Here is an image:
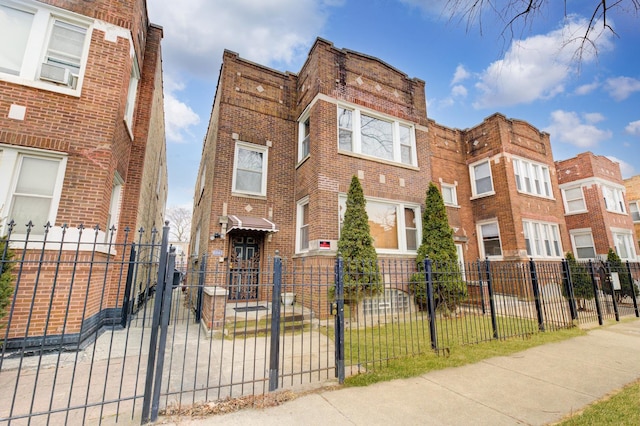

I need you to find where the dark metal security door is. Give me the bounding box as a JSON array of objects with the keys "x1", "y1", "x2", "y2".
[{"x1": 228, "y1": 235, "x2": 260, "y2": 300}]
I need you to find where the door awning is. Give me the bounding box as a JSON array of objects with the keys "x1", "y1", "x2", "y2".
[{"x1": 227, "y1": 215, "x2": 278, "y2": 233}]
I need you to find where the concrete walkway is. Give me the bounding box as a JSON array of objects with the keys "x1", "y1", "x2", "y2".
[{"x1": 159, "y1": 319, "x2": 640, "y2": 426}]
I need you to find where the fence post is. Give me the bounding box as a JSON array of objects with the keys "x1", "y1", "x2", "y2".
[
  {"x1": 588, "y1": 261, "x2": 603, "y2": 326},
  {"x1": 484, "y1": 259, "x2": 499, "y2": 339},
  {"x1": 604, "y1": 261, "x2": 620, "y2": 321},
  {"x1": 268, "y1": 252, "x2": 283, "y2": 392},
  {"x1": 150, "y1": 246, "x2": 176, "y2": 421},
  {"x1": 529, "y1": 259, "x2": 545, "y2": 331},
  {"x1": 121, "y1": 243, "x2": 137, "y2": 327},
  {"x1": 334, "y1": 255, "x2": 345, "y2": 383},
  {"x1": 476, "y1": 260, "x2": 486, "y2": 314},
  {"x1": 195, "y1": 255, "x2": 207, "y2": 323},
  {"x1": 625, "y1": 261, "x2": 639, "y2": 317},
  {"x1": 423, "y1": 258, "x2": 438, "y2": 351},
  {"x1": 142, "y1": 222, "x2": 170, "y2": 424},
  {"x1": 561, "y1": 259, "x2": 578, "y2": 321}
]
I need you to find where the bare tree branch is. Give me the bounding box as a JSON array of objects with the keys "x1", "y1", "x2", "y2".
[{"x1": 165, "y1": 206, "x2": 192, "y2": 242}]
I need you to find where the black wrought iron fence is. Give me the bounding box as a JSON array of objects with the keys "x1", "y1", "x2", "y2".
[{"x1": 1, "y1": 220, "x2": 639, "y2": 425}]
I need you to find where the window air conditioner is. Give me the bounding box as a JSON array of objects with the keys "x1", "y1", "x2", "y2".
[{"x1": 39, "y1": 63, "x2": 74, "y2": 87}]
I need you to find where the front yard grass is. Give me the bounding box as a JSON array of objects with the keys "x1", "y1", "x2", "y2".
[{"x1": 554, "y1": 379, "x2": 640, "y2": 426}]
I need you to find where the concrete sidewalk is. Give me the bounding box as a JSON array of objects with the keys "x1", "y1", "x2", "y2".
[{"x1": 159, "y1": 319, "x2": 640, "y2": 426}]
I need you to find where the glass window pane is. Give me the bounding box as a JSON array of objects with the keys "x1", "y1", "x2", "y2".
[
  {"x1": 339, "y1": 129, "x2": 352, "y2": 151},
  {"x1": 399, "y1": 125, "x2": 412, "y2": 164},
  {"x1": 630, "y1": 203, "x2": 640, "y2": 221},
  {"x1": 361, "y1": 114, "x2": 393, "y2": 161},
  {"x1": 9, "y1": 195, "x2": 51, "y2": 234},
  {"x1": 367, "y1": 201, "x2": 398, "y2": 249},
  {"x1": 235, "y1": 170, "x2": 261, "y2": 192},
  {"x1": 16, "y1": 157, "x2": 58, "y2": 195},
  {"x1": 576, "y1": 247, "x2": 596, "y2": 259},
  {"x1": 474, "y1": 162, "x2": 493, "y2": 194},
  {"x1": 237, "y1": 148, "x2": 263, "y2": 171},
  {"x1": 0, "y1": 5, "x2": 33, "y2": 75},
  {"x1": 46, "y1": 20, "x2": 86, "y2": 72}
]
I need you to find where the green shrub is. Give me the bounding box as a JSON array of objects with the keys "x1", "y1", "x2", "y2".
[
  {"x1": 337, "y1": 176, "x2": 382, "y2": 300},
  {"x1": 606, "y1": 248, "x2": 639, "y2": 301},
  {"x1": 410, "y1": 183, "x2": 467, "y2": 314},
  {"x1": 562, "y1": 252, "x2": 594, "y2": 311},
  {"x1": 0, "y1": 236, "x2": 15, "y2": 322}
]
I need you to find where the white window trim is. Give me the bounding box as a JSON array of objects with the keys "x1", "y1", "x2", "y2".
[
  {"x1": 336, "y1": 103, "x2": 417, "y2": 167},
  {"x1": 522, "y1": 219, "x2": 563, "y2": 259},
  {"x1": 469, "y1": 159, "x2": 495, "y2": 199},
  {"x1": 441, "y1": 182, "x2": 458, "y2": 207},
  {"x1": 0, "y1": 0, "x2": 93, "y2": 96},
  {"x1": 477, "y1": 220, "x2": 502, "y2": 260},
  {"x1": 0, "y1": 143, "x2": 67, "y2": 235},
  {"x1": 105, "y1": 172, "x2": 124, "y2": 241},
  {"x1": 602, "y1": 184, "x2": 626, "y2": 214},
  {"x1": 569, "y1": 229, "x2": 597, "y2": 260},
  {"x1": 231, "y1": 141, "x2": 268, "y2": 197},
  {"x1": 561, "y1": 185, "x2": 587, "y2": 215},
  {"x1": 295, "y1": 196, "x2": 310, "y2": 253},
  {"x1": 629, "y1": 200, "x2": 640, "y2": 222},
  {"x1": 611, "y1": 228, "x2": 637, "y2": 261},
  {"x1": 297, "y1": 113, "x2": 310, "y2": 163},
  {"x1": 124, "y1": 53, "x2": 140, "y2": 132},
  {"x1": 512, "y1": 156, "x2": 553, "y2": 199},
  {"x1": 338, "y1": 194, "x2": 421, "y2": 254}
]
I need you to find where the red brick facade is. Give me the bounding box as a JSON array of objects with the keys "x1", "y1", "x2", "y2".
[
  {"x1": 557, "y1": 152, "x2": 637, "y2": 260},
  {"x1": 0, "y1": 0, "x2": 166, "y2": 342},
  {"x1": 624, "y1": 175, "x2": 640, "y2": 250}
]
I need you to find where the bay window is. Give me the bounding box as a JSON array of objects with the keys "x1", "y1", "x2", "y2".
[
  {"x1": 337, "y1": 105, "x2": 416, "y2": 166},
  {"x1": 523, "y1": 220, "x2": 562, "y2": 258},
  {"x1": 513, "y1": 157, "x2": 552, "y2": 198}
]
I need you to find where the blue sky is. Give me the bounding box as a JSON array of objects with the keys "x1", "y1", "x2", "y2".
[{"x1": 147, "y1": 0, "x2": 640, "y2": 208}]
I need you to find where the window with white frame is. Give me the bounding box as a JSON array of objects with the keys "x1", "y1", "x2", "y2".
[
  {"x1": 296, "y1": 197, "x2": 309, "y2": 252},
  {"x1": 470, "y1": 160, "x2": 494, "y2": 197},
  {"x1": 478, "y1": 221, "x2": 502, "y2": 258},
  {"x1": 441, "y1": 183, "x2": 458, "y2": 206},
  {"x1": 339, "y1": 196, "x2": 420, "y2": 253},
  {"x1": 105, "y1": 173, "x2": 123, "y2": 240},
  {"x1": 562, "y1": 186, "x2": 586, "y2": 214},
  {"x1": 337, "y1": 105, "x2": 416, "y2": 166},
  {"x1": 522, "y1": 220, "x2": 562, "y2": 258},
  {"x1": 124, "y1": 55, "x2": 140, "y2": 129},
  {"x1": 629, "y1": 201, "x2": 640, "y2": 222},
  {"x1": 513, "y1": 157, "x2": 552, "y2": 197},
  {"x1": 232, "y1": 141, "x2": 268, "y2": 196},
  {"x1": 613, "y1": 230, "x2": 636, "y2": 260},
  {"x1": 0, "y1": 144, "x2": 67, "y2": 234},
  {"x1": 0, "y1": 1, "x2": 91, "y2": 92},
  {"x1": 298, "y1": 116, "x2": 310, "y2": 162},
  {"x1": 602, "y1": 185, "x2": 626, "y2": 214},
  {"x1": 570, "y1": 230, "x2": 596, "y2": 259}
]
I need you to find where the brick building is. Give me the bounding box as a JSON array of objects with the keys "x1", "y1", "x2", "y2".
[
  {"x1": 556, "y1": 152, "x2": 637, "y2": 261},
  {"x1": 191, "y1": 38, "x2": 574, "y2": 308},
  {"x1": 0, "y1": 0, "x2": 167, "y2": 345},
  {"x1": 624, "y1": 174, "x2": 640, "y2": 250}
]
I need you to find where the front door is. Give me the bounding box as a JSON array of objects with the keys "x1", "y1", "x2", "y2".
[{"x1": 228, "y1": 235, "x2": 260, "y2": 300}]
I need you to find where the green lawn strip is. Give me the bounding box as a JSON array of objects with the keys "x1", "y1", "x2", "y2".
[
  {"x1": 344, "y1": 326, "x2": 584, "y2": 387},
  {"x1": 554, "y1": 379, "x2": 640, "y2": 426}
]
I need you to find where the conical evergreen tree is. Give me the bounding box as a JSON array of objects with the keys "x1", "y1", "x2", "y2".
[
  {"x1": 411, "y1": 182, "x2": 467, "y2": 313},
  {"x1": 337, "y1": 176, "x2": 381, "y2": 299},
  {"x1": 562, "y1": 252, "x2": 593, "y2": 311}
]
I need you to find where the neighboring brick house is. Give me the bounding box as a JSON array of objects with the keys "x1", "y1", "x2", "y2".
[
  {"x1": 623, "y1": 174, "x2": 640, "y2": 250},
  {"x1": 191, "y1": 38, "x2": 571, "y2": 310},
  {"x1": 556, "y1": 152, "x2": 637, "y2": 261},
  {"x1": 0, "y1": 0, "x2": 167, "y2": 346}
]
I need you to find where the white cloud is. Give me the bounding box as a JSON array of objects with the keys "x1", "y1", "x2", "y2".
[
  {"x1": 543, "y1": 110, "x2": 612, "y2": 148},
  {"x1": 163, "y1": 75, "x2": 200, "y2": 143},
  {"x1": 626, "y1": 120, "x2": 640, "y2": 136},
  {"x1": 473, "y1": 16, "x2": 614, "y2": 109},
  {"x1": 451, "y1": 65, "x2": 470, "y2": 85},
  {"x1": 575, "y1": 81, "x2": 599, "y2": 95},
  {"x1": 148, "y1": 0, "x2": 338, "y2": 79},
  {"x1": 583, "y1": 112, "x2": 605, "y2": 124},
  {"x1": 604, "y1": 76, "x2": 640, "y2": 101},
  {"x1": 606, "y1": 156, "x2": 635, "y2": 178},
  {"x1": 451, "y1": 84, "x2": 468, "y2": 98}
]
